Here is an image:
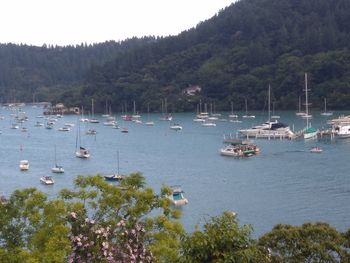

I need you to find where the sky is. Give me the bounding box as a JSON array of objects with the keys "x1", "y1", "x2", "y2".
[{"x1": 0, "y1": 0, "x2": 235, "y2": 47}]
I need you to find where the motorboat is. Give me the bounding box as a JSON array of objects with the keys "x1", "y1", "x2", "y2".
[
  {"x1": 40, "y1": 176, "x2": 54, "y2": 185},
  {"x1": 310, "y1": 147, "x2": 323, "y2": 153},
  {"x1": 86, "y1": 129, "x2": 97, "y2": 135},
  {"x1": 58, "y1": 127, "x2": 70, "y2": 132},
  {"x1": 239, "y1": 120, "x2": 294, "y2": 139},
  {"x1": 170, "y1": 124, "x2": 182, "y2": 131},
  {"x1": 220, "y1": 140, "x2": 260, "y2": 158},
  {"x1": 239, "y1": 86, "x2": 294, "y2": 139},
  {"x1": 332, "y1": 124, "x2": 350, "y2": 138},
  {"x1": 201, "y1": 121, "x2": 216, "y2": 127},
  {"x1": 167, "y1": 186, "x2": 188, "y2": 206},
  {"x1": 145, "y1": 121, "x2": 155, "y2": 126},
  {"x1": 121, "y1": 127, "x2": 129, "y2": 133},
  {"x1": 19, "y1": 160, "x2": 29, "y2": 171},
  {"x1": 193, "y1": 118, "x2": 206, "y2": 122}
]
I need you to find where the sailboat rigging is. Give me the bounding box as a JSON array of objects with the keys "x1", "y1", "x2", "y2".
[
  {"x1": 145, "y1": 103, "x2": 154, "y2": 126},
  {"x1": 320, "y1": 98, "x2": 333, "y2": 116},
  {"x1": 104, "y1": 150, "x2": 124, "y2": 181},
  {"x1": 51, "y1": 144, "x2": 64, "y2": 173},
  {"x1": 303, "y1": 73, "x2": 318, "y2": 139},
  {"x1": 89, "y1": 99, "x2": 99, "y2": 123},
  {"x1": 75, "y1": 119, "x2": 90, "y2": 158},
  {"x1": 242, "y1": 98, "x2": 255, "y2": 118}
]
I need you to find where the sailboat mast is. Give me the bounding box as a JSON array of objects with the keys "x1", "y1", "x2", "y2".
[
  {"x1": 91, "y1": 99, "x2": 94, "y2": 118},
  {"x1": 117, "y1": 150, "x2": 120, "y2": 175},
  {"x1": 305, "y1": 72, "x2": 309, "y2": 128},
  {"x1": 268, "y1": 84, "x2": 271, "y2": 121},
  {"x1": 54, "y1": 144, "x2": 57, "y2": 166}
]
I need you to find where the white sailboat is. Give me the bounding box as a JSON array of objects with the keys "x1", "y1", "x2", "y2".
[
  {"x1": 303, "y1": 73, "x2": 318, "y2": 139},
  {"x1": 160, "y1": 98, "x2": 172, "y2": 121},
  {"x1": 239, "y1": 84, "x2": 294, "y2": 139},
  {"x1": 89, "y1": 99, "x2": 99, "y2": 123},
  {"x1": 242, "y1": 98, "x2": 255, "y2": 118},
  {"x1": 145, "y1": 103, "x2": 154, "y2": 126},
  {"x1": 51, "y1": 145, "x2": 64, "y2": 173},
  {"x1": 271, "y1": 101, "x2": 280, "y2": 119},
  {"x1": 104, "y1": 150, "x2": 124, "y2": 181},
  {"x1": 132, "y1": 100, "x2": 141, "y2": 119},
  {"x1": 296, "y1": 96, "x2": 306, "y2": 116},
  {"x1": 75, "y1": 121, "x2": 90, "y2": 158},
  {"x1": 228, "y1": 101, "x2": 238, "y2": 118},
  {"x1": 320, "y1": 98, "x2": 333, "y2": 116}
]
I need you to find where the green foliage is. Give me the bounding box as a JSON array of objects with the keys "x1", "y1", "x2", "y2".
[
  {"x1": 0, "y1": 175, "x2": 350, "y2": 262},
  {"x1": 179, "y1": 212, "x2": 268, "y2": 263},
  {"x1": 0, "y1": 188, "x2": 70, "y2": 262},
  {"x1": 258, "y1": 222, "x2": 350, "y2": 262},
  {"x1": 59, "y1": 173, "x2": 184, "y2": 262}
]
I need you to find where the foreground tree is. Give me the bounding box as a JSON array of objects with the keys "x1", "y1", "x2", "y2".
[
  {"x1": 60, "y1": 173, "x2": 184, "y2": 262},
  {"x1": 0, "y1": 173, "x2": 184, "y2": 262},
  {"x1": 0, "y1": 188, "x2": 70, "y2": 262},
  {"x1": 258, "y1": 222, "x2": 350, "y2": 262},
  {"x1": 1, "y1": 174, "x2": 350, "y2": 262},
  {"x1": 179, "y1": 211, "x2": 268, "y2": 263}
]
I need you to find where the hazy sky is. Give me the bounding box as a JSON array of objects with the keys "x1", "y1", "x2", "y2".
[{"x1": 0, "y1": 0, "x2": 235, "y2": 46}]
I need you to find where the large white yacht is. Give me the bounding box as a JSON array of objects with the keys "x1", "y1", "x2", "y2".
[
  {"x1": 239, "y1": 120, "x2": 294, "y2": 139},
  {"x1": 239, "y1": 85, "x2": 294, "y2": 139}
]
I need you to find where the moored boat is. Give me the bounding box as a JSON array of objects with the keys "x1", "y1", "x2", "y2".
[
  {"x1": 170, "y1": 123, "x2": 182, "y2": 131},
  {"x1": 40, "y1": 176, "x2": 54, "y2": 185},
  {"x1": 310, "y1": 147, "x2": 323, "y2": 153},
  {"x1": 76, "y1": 146, "x2": 90, "y2": 158},
  {"x1": 167, "y1": 186, "x2": 188, "y2": 206},
  {"x1": 19, "y1": 160, "x2": 29, "y2": 171},
  {"x1": 220, "y1": 140, "x2": 260, "y2": 158}
]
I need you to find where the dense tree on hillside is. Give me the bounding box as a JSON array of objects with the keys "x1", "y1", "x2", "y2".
[{"x1": 80, "y1": 0, "x2": 350, "y2": 113}]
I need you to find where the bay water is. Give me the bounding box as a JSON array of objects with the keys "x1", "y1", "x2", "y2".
[{"x1": 0, "y1": 106, "x2": 349, "y2": 237}]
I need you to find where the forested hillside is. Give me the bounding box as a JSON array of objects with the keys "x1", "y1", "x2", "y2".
[
  {"x1": 0, "y1": 38, "x2": 156, "y2": 104},
  {"x1": 2, "y1": 0, "x2": 350, "y2": 113}
]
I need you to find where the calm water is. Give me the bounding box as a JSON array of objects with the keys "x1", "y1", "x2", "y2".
[{"x1": 0, "y1": 106, "x2": 349, "y2": 237}]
